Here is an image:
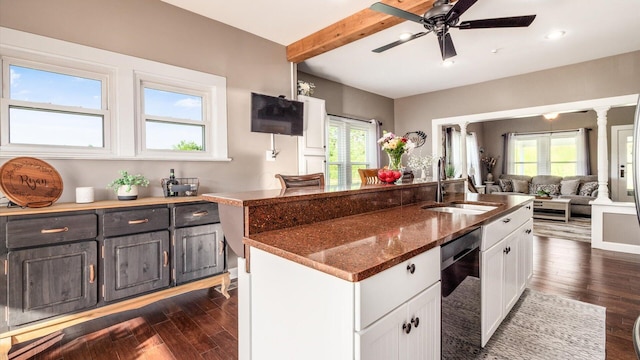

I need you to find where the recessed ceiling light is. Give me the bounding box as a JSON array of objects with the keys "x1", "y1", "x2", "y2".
[
  {"x1": 491, "y1": 48, "x2": 499, "y2": 54},
  {"x1": 543, "y1": 112, "x2": 559, "y2": 120},
  {"x1": 545, "y1": 30, "x2": 566, "y2": 40},
  {"x1": 442, "y1": 60, "x2": 455, "y2": 67},
  {"x1": 399, "y1": 32, "x2": 412, "y2": 41}
]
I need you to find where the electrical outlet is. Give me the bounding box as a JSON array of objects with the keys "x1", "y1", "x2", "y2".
[{"x1": 266, "y1": 150, "x2": 276, "y2": 161}]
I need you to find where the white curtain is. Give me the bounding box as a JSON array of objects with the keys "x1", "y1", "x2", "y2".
[
  {"x1": 467, "y1": 133, "x2": 481, "y2": 185},
  {"x1": 370, "y1": 119, "x2": 381, "y2": 168},
  {"x1": 576, "y1": 128, "x2": 590, "y2": 175},
  {"x1": 450, "y1": 129, "x2": 462, "y2": 177}
]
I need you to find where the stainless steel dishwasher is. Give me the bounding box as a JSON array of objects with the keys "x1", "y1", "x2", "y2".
[{"x1": 440, "y1": 228, "x2": 482, "y2": 354}]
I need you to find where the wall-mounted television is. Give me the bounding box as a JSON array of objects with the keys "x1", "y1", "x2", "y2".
[{"x1": 251, "y1": 92, "x2": 304, "y2": 136}]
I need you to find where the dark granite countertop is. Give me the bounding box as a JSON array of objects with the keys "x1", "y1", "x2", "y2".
[{"x1": 243, "y1": 193, "x2": 533, "y2": 282}]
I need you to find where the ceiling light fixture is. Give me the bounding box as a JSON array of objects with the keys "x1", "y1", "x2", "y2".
[
  {"x1": 543, "y1": 112, "x2": 559, "y2": 120},
  {"x1": 398, "y1": 32, "x2": 412, "y2": 41},
  {"x1": 491, "y1": 48, "x2": 499, "y2": 54},
  {"x1": 545, "y1": 30, "x2": 566, "y2": 40},
  {"x1": 442, "y1": 60, "x2": 455, "y2": 67}
]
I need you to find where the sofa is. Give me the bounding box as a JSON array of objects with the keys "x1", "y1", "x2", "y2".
[{"x1": 487, "y1": 174, "x2": 600, "y2": 216}]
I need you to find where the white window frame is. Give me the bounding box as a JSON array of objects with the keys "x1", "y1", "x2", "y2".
[
  {"x1": 327, "y1": 115, "x2": 377, "y2": 186},
  {"x1": 509, "y1": 131, "x2": 580, "y2": 176},
  {"x1": 0, "y1": 27, "x2": 229, "y2": 161}
]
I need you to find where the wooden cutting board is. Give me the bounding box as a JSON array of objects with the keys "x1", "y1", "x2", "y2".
[{"x1": 0, "y1": 157, "x2": 63, "y2": 208}]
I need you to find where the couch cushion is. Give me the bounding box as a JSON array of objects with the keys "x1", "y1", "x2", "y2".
[
  {"x1": 560, "y1": 179, "x2": 580, "y2": 195},
  {"x1": 578, "y1": 181, "x2": 599, "y2": 196},
  {"x1": 499, "y1": 178, "x2": 513, "y2": 192},
  {"x1": 559, "y1": 194, "x2": 595, "y2": 205},
  {"x1": 535, "y1": 183, "x2": 561, "y2": 196},
  {"x1": 512, "y1": 179, "x2": 529, "y2": 193},
  {"x1": 532, "y1": 175, "x2": 562, "y2": 187}
]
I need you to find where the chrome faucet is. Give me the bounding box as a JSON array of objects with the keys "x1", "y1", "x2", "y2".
[{"x1": 436, "y1": 157, "x2": 445, "y2": 203}]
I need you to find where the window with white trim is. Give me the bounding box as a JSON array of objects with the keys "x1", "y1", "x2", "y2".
[
  {"x1": 0, "y1": 27, "x2": 228, "y2": 160},
  {"x1": 1, "y1": 57, "x2": 111, "y2": 153},
  {"x1": 509, "y1": 132, "x2": 581, "y2": 177},
  {"x1": 327, "y1": 116, "x2": 378, "y2": 186}
]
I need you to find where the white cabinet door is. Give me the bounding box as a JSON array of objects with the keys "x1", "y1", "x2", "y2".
[
  {"x1": 356, "y1": 304, "x2": 406, "y2": 360},
  {"x1": 298, "y1": 95, "x2": 326, "y2": 174},
  {"x1": 502, "y1": 232, "x2": 520, "y2": 314},
  {"x1": 481, "y1": 238, "x2": 505, "y2": 346},
  {"x1": 518, "y1": 219, "x2": 534, "y2": 292},
  {"x1": 406, "y1": 283, "x2": 441, "y2": 360}
]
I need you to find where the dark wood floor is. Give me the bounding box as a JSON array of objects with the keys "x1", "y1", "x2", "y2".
[{"x1": 9, "y1": 235, "x2": 640, "y2": 359}]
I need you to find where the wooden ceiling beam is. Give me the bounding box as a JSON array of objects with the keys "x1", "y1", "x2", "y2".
[{"x1": 286, "y1": 0, "x2": 436, "y2": 63}]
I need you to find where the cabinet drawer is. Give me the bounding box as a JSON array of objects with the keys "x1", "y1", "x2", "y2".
[
  {"x1": 174, "y1": 202, "x2": 220, "y2": 228},
  {"x1": 354, "y1": 246, "x2": 440, "y2": 331},
  {"x1": 102, "y1": 207, "x2": 169, "y2": 237},
  {"x1": 7, "y1": 214, "x2": 97, "y2": 249},
  {"x1": 481, "y1": 202, "x2": 533, "y2": 251}
]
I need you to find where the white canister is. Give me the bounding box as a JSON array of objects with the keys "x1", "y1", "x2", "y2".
[{"x1": 75, "y1": 187, "x2": 95, "y2": 203}]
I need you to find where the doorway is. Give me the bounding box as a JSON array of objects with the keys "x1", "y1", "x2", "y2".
[{"x1": 611, "y1": 125, "x2": 634, "y2": 202}]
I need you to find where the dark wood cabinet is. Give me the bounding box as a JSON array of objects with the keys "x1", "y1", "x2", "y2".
[
  {"x1": 103, "y1": 230, "x2": 171, "y2": 302},
  {"x1": 8, "y1": 241, "x2": 98, "y2": 326},
  {"x1": 174, "y1": 223, "x2": 224, "y2": 284}
]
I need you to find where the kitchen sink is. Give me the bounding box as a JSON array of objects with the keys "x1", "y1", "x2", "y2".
[{"x1": 422, "y1": 202, "x2": 500, "y2": 215}]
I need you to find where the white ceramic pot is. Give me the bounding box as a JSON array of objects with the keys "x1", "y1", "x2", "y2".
[{"x1": 117, "y1": 185, "x2": 138, "y2": 200}]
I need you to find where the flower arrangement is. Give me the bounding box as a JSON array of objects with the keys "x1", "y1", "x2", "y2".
[
  {"x1": 297, "y1": 80, "x2": 316, "y2": 96},
  {"x1": 407, "y1": 153, "x2": 435, "y2": 178},
  {"x1": 378, "y1": 131, "x2": 416, "y2": 170},
  {"x1": 107, "y1": 170, "x2": 150, "y2": 193},
  {"x1": 481, "y1": 156, "x2": 498, "y2": 173}
]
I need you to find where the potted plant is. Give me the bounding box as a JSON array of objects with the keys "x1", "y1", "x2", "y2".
[
  {"x1": 445, "y1": 164, "x2": 456, "y2": 179},
  {"x1": 107, "y1": 170, "x2": 149, "y2": 200}
]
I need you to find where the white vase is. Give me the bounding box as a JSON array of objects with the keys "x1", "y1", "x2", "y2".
[
  {"x1": 486, "y1": 173, "x2": 494, "y2": 182},
  {"x1": 117, "y1": 185, "x2": 138, "y2": 200}
]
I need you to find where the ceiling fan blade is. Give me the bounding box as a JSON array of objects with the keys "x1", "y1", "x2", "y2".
[
  {"x1": 438, "y1": 32, "x2": 457, "y2": 60},
  {"x1": 370, "y1": 2, "x2": 425, "y2": 24},
  {"x1": 372, "y1": 32, "x2": 430, "y2": 53},
  {"x1": 446, "y1": 0, "x2": 478, "y2": 24},
  {"x1": 458, "y1": 15, "x2": 536, "y2": 29}
]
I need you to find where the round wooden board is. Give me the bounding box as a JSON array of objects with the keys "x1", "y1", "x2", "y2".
[{"x1": 0, "y1": 157, "x2": 63, "y2": 208}]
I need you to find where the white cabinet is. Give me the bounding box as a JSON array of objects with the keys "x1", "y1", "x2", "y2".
[
  {"x1": 480, "y1": 212, "x2": 533, "y2": 346},
  {"x1": 249, "y1": 246, "x2": 441, "y2": 360},
  {"x1": 357, "y1": 283, "x2": 441, "y2": 360},
  {"x1": 297, "y1": 95, "x2": 326, "y2": 175}
]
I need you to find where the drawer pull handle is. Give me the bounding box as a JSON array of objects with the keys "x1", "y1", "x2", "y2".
[
  {"x1": 41, "y1": 227, "x2": 69, "y2": 234},
  {"x1": 402, "y1": 322, "x2": 412, "y2": 334},
  {"x1": 192, "y1": 210, "x2": 209, "y2": 217},
  {"x1": 411, "y1": 316, "x2": 420, "y2": 328},
  {"x1": 406, "y1": 263, "x2": 416, "y2": 274},
  {"x1": 503, "y1": 246, "x2": 511, "y2": 254},
  {"x1": 219, "y1": 240, "x2": 224, "y2": 256},
  {"x1": 525, "y1": 229, "x2": 532, "y2": 234},
  {"x1": 128, "y1": 219, "x2": 149, "y2": 225},
  {"x1": 163, "y1": 251, "x2": 169, "y2": 267},
  {"x1": 502, "y1": 218, "x2": 511, "y2": 224},
  {"x1": 89, "y1": 264, "x2": 95, "y2": 284},
  {"x1": 526, "y1": 205, "x2": 532, "y2": 210}
]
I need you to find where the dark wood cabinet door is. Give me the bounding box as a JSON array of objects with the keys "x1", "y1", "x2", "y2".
[
  {"x1": 8, "y1": 241, "x2": 98, "y2": 327},
  {"x1": 103, "y1": 231, "x2": 170, "y2": 302},
  {"x1": 174, "y1": 224, "x2": 225, "y2": 284}
]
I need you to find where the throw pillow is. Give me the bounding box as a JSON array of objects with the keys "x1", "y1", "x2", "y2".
[
  {"x1": 535, "y1": 183, "x2": 560, "y2": 196},
  {"x1": 578, "y1": 181, "x2": 599, "y2": 196},
  {"x1": 499, "y1": 179, "x2": 513, "y2": 192},
  {"x1": 512, "y1": 179, "x2": 529, "y2": 193},
  {"x1": 560, "y1": 179, "x2": 580, "y2": 195}
]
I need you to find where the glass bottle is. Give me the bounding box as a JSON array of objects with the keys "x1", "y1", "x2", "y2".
[{"x1": 167, "y1": 168, "x2": 179, "y2": 196}]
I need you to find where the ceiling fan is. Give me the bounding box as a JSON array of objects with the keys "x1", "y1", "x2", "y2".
[{"x1": 369, "y1": 0, "x2": 536, "y2": 60}]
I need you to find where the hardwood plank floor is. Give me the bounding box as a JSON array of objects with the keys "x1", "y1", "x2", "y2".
[{"x1": 10, "y1": 235, "x2": 640, "y2": 359}]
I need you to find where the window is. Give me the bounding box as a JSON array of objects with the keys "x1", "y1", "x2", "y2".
[
  {"x1": 138, "y1": 79, "x2": 209, "y2": 154},
  {"x1": 446, "y1": 129, "x2": 481, "y2": 184},
  {"x1": 508, "y1": 130, "x2": 588, "y2": 177},
  {"x1": 2, "y1": 58, "x2": 110, "y2": 151},
  {"x1": 327, "y1": 116, "x2": 378, "y2": 186},
  {"x1": 1, "y1": 27, "x2": 228, "y2": 160}
]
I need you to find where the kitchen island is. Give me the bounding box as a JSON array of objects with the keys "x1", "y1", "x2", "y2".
[{"x1": 203, "y1": 180, "x2": 533, "y2": 360}]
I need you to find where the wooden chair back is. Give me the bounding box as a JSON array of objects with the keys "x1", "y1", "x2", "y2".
[
  {"x1": 275, "y1": 173, "x2": 325, "y2": 189},
  {"x1": 358, "y1": 168, "x2": 381, "y2": 184}
]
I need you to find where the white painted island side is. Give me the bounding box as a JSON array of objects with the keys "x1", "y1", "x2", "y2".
[{"x1": 249, "y1": 246, "x2": 441, "y2": 360}]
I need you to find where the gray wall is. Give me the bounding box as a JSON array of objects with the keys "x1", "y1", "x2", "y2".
[{"x1": 395, "y1": 51, "x2": 640, "y2": 153}]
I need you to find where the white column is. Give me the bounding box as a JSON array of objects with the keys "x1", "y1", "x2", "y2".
[
  {"x1": 593, "y1": 106, "x2": 612, "y2": 203},
  {"x1": 459, "y1": 122, "x2": 468, "y2": 179}
]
